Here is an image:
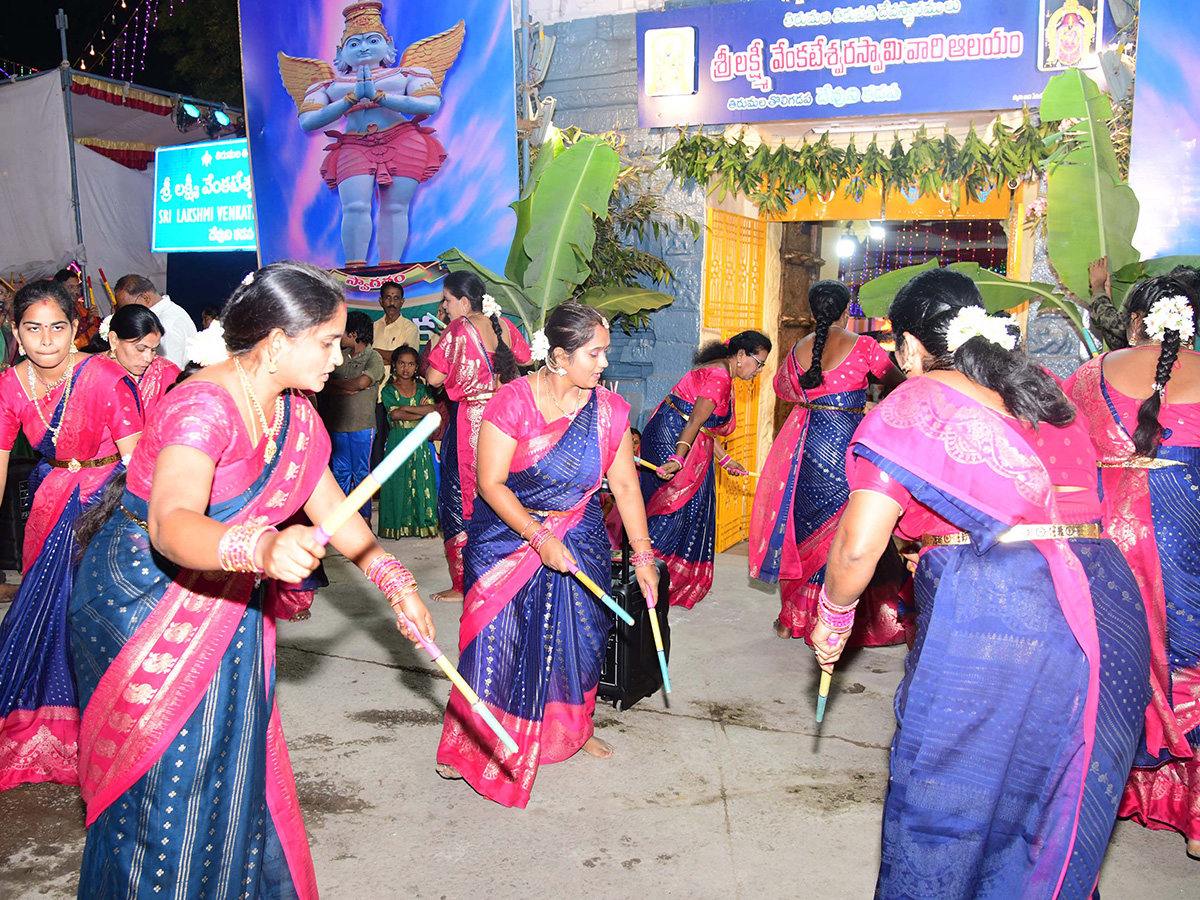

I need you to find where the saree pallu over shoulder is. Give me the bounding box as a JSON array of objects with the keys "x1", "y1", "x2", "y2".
[
  {"x1": 438, "y1": 387, "x2": 628, "y2": 808},
  {"x1": 73, "y1": 393, "x2": 328, "y2": 900},
  {"x1": 849, "y1": 377, "x2": 1132, "y2": 900}
]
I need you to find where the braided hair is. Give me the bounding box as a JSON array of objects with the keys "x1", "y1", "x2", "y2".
[
  {"x1": 890, "y1": 268, "x2": 1074, "y2": 427},
  {"x1": 443, "y1": 271, "x2": 519, "y2": 383},
  {"x1": 798, "y1": 280, "x2": 852, "y2": 389},
  {"x1": 1127, "y1": 276, "x2": 1195, "y2": 457}
]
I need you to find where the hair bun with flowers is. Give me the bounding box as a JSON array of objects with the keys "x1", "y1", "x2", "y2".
[
  {"x1": 1145, "y1": 294, "x2": 1195, "y2": 344},
  {"x1": 945, "y1": 305, "x2": 1018, "y2": 352},
  {"x1": 187, "y1": 321, "x2": 231, "y2": 367},
  {"x1": 99, "y1": 315, "x2": 113, "y2": 341},
  {"x1": 530, "y1": 329, "x2": 550, "y2": 362},
  {"x1": 480, "y1": 293, "x2": 502, "y2": 319}
]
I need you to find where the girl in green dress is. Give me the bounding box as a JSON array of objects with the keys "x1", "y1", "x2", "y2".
[{"x1": 379, "y1": 345, "x2": 440, "y2": 538}]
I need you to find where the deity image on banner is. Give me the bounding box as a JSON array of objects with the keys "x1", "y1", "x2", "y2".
[
  {"x1": 1039, "y1": 0, "x2": 1101, "y2": 71},
  {"x1": 277, "y1": 2, "x2": 464, "y2": 268}
]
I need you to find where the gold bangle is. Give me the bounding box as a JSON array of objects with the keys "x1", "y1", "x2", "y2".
[
  {"x1": 629, "y1": 536, "x2": 652, "y2": 545},
  {"x1": 519, "y1": 519, "x2": 539, "y2": 541}
]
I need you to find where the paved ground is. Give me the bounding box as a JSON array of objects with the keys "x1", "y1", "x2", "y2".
[{"x1": 1, "y1": 539, "x2": 1196, "y2": 898}]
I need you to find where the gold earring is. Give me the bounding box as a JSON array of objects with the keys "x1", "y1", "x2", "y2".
[{"x1": 267, "y1": 357, "x2": 278, "y2": 374}]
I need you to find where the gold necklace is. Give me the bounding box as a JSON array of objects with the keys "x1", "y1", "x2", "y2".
[
  {"x1": 26, "y1": 349, "x2": 77, "y2": 444},
  {"x1": 234, "y1": 357, "x2": 284, "y2": 463},
  {"x1": 538, "y1": 367, "x2": 583, "y2": 418}
]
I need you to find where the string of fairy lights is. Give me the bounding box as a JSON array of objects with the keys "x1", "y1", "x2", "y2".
[{"x1": 73, "y1": 0, "x2": 184, "y2": 81}]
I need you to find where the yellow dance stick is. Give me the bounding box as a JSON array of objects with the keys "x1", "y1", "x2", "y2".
[
  {"x1": 394, "y1": 609, "x2": 519, "y2": 754},
  {"x1": 313, "y1": 412, "x2": 440, "y2": 543},
  {"x1": 633, "y1": 456, "x2": 658, "y2": 473},
  {"x1": 816, "y1": 669, "x2": 833, "y2": 723},
  {"x1": 565, "y1": 561, "x2": 636, "y2": 626},
  {"x1": 639, "y1": 582, "x2": 671, "y2": 693}
]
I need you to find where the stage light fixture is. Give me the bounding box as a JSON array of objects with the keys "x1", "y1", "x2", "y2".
[
  {"x1": 869, "y1": 222, "x2": 886, "y2": 241},
  {"x1": 182, "y1": 102, "x2": 200, "y2": 118},
  {"x1": 836, "y1": 224, "x2": 857, "y2": 259},
  {"x1": 214, "y1": 109, "x2": 231, "y2": 127}
]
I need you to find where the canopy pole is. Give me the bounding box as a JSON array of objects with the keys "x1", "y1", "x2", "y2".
[{"x1": 56, "y1": 9, "x2": 86, "y2": 280}]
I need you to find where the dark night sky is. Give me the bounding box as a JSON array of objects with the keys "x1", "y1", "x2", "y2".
[{"x1": 2, "y1": 0, "x2": 209, "y2": 94}]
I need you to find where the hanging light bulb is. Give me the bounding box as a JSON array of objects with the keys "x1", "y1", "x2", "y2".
[
  {"x1": 121, "y1": 0, "x2": 127, "y2": 7},
  {"x1": 869, "y1": 222, "x2": 886, "y2": 241},
  {"x1": 100, "y1": 29, "x2": 105, "y2": 39},
  {"x1": 80, "y1": 61, "x2": 86, "y2": 70},
  {"x1": 836, "y1": 224, "x2": 857, "y2": 259},
  {"x1": 89, "y1": 45, "x2": 95, "y2": 56}
]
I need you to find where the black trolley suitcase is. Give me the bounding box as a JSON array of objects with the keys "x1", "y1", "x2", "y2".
[
  {"x1": 0, "y1": 456, "x2": 38, "y2": 573},
  {"x1": 597, "y1": 538, "x2": 671, "y2": 711}
]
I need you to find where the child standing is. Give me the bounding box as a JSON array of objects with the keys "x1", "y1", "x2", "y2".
[{"x1": 379, "y1": 345, "x2": 440, "y2": 538}]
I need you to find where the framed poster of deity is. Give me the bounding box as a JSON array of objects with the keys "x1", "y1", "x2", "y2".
[{"x1": 237, "y1": 0, "x2": 519, "y2": 277}]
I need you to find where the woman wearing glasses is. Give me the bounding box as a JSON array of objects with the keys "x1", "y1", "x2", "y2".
[{"x1": 639, "y1": 330, "x2": 771, "y2": 608}]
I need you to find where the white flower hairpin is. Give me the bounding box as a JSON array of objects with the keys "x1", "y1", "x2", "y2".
[
  {"x1": 945, "y1": 306, "x2": 1017, "y2": 352},
  {"x1": 480, "y1": 293, "x2": 502, "y2": 318},
  {"x1": 241, "y1": 271, "x2": 256, "y2": 287},
  {"x1": 187, "y1": 321, "x2": 230, "y2": 367},
  {"x1": 99, "y1": 315, "x2": 113, "y2": 341},
  {"x1": 1145, "y1": 294, "x2": 1195, "y2": 344},
  {"x1": 530, "y1": 329, "x2": 550, "y2": 362}
]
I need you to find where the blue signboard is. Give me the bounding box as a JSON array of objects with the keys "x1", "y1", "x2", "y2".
[
  {"x1": 152, "y1": 138, "x2": 257, "y2": 252},
  {"x1": 637, "y1": 0, "x2": 1109, "y2": 127}
]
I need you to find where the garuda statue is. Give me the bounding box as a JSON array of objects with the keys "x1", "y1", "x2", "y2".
[{"x1": 279, "y1": 2, "x2": 464, "y2": 268}]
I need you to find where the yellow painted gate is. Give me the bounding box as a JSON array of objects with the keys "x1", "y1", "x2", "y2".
[{"x1": 704, "y1": 209, "x2": 765, "y2": 552}]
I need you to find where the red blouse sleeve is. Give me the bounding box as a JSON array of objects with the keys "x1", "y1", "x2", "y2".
[
  {"x1": 506, "y1": 319, "x2": 532, "y2": 365},
  {"x1": 151, "y1": 382, "x2": 237, "y2": 462},
  {"x1": 864, "y1": 338, "x2": 895, "y2": 379},
  {"x1": 0, "y1": 371, "x2": 22, "y2": 452},
  {"x1": 106, "y1": 374, "x2": 143, "y2": 442},
  {"x1": 847, "y1": 455, "x2": 910, "y2": 510},
  {"x1": 482, "y1": 380, "x2": 533, "y2": 440}
]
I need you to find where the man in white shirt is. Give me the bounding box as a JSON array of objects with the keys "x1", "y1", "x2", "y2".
[{"x1": 112, "y1": 274, "x2": 199, "y2": 368}]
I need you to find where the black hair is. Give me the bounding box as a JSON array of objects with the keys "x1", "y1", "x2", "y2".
[
  {"x1": 220, "y1": 261, "x2": 345, "y2": 355},
  {"x1": 344, "y1": 310, "x2": 374, "y2": 346},
  {"x1": 889, "y1": 268, "x2": 1074, "y2": 427},
  {"x1": 13, "y1": 280, "x2": 77, "y2": 325},
  {"x1": 798, "y1": 280, "x2": 852, "y2": 389},
  {"x1": 544, "y1": 301, "x2": 609, "y2": 361},
  {"x1": 392, "y1": 343, "x2": 420, "y2": 363},
  {"x1": 201, "y1": 306, "x2": 221, "y2": 322},
  {"x1": 1167, "y1": 265, "x2": 1200, "y2": 305},
  {"x1": 109, "y1": 304, "x2": 165, "y2": 342},
  {"x1": 113, "y1": 273, "x2": 157, "y2": 298},
  {"x1": 694, "y1": 330, "x2": 772, "y2": 366},
  {"x1": 53, "y1": 268, "x2": 76, "y2": 283},
  {"x1": 380, "y1": 281, "x2": 404, "y2": 299},
  {"x1": 75, "y1": 471, "x2": 128, "y2": 551},
  {"x1": 444, "y1": 270, "x2": 518, "y2": 383},
  {"x1": 631, "y1": 426, "x2": 641, "y2": 438},
  {"x1": 1125, "y1": 275, "x2": 1196, "y2": 456},
  {"x1": 83, "y1": 334, "x2": 109, "y2": 355}
]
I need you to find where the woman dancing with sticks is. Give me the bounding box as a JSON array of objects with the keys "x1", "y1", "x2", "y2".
[
  {"x1": 436, "y1": 302, "x2": 656, "y2": 808},
  {"x1": 749, "y1": 280, "x2": 906, "y2": 642},
  {"x1": 814, "y1": 269, "x2": 1151, "y2": 899},
  {"x1": 639, "y1": 330, "x2": 771, "y2": 608},
  {"x1": 69, "y1": 262, "x2": 433, "y2": 899}
]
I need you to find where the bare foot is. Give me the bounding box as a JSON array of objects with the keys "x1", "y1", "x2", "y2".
[
  {"x1": 773, "y1": 618, "x2": 790, "y2": 639},
  {"x1": 432, "y1": 590, "x2": 463, "y2": 603},
  {"x1": 289, "y1": 609, "x2": 312, "y2": 622},
  {"x1": 435, "y1": 763, "x2": 463, "y2": 780},
  {"x1": 0, "y1": 583, "x2": 17, "y2": 604},
  {"x1": 583, "y1": 736, "x2": 613, "y2": 759},
  {"x1": 1187, "y1": 838, "x2": 1200, "y2": 860}
]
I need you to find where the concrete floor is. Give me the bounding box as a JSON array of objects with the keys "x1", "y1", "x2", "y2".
[{"x1": 1, "y1": 539, "x2": 1196, "y2": 898}]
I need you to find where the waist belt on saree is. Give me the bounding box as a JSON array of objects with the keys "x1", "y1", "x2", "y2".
[
  {"x1": 796, "y1": 400, "x2": 866, "y2": 415},
  {"x1": 121, "y1": 505, "x2": 149, "y2": 531},
  {"x1": 1099, "y1": 456, "x2": 1185, "y2": 469},
  {"x1": 921, "y1": 522, "x2": 1100, "y2": 547},
  {"x1": 48, "y1": 453, "x2": 120, "y2": 473},
  {"x1": 663, "y1": 395, "x2": 720, "y2": 440},
  {"x1": 463, "y1": 391, "x2": 496, "y2": 403}
]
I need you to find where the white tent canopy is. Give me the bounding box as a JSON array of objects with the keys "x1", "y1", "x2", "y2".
[{"x1": 0, "y1": 69, "x2": 232, "y2": 303}]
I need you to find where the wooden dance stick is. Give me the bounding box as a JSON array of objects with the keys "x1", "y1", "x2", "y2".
[
  {"x1": 309, "y1": 412, "x2": 519, "y2": 753},
  {"x1": 565, "y1": 561, "x2": 636, "y2": 626},
  {"x1": 313, "y1": 413, "x2": 440, "y2": 544},
  {"x1": 97, "y1": 268, "x2": 117, "y2": 307}
]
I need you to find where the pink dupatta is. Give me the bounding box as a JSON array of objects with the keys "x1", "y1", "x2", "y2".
[{"x1": 77, "y1": 393, "x2": 329, "y2": 899}]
